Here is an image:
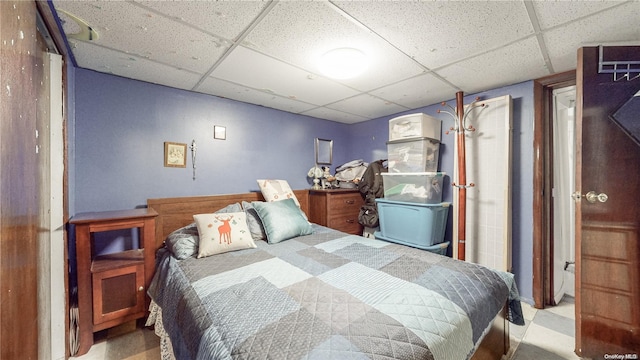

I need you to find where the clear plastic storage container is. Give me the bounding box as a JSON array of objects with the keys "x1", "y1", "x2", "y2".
[
  {"x1": 387, "y1": 137, "x2": 440, "y2": 173},
  {"x1": 382, "y1": 172, "x2": 445, "y2": 204},
  {"x1": 389, "y1": 113, "x2": 442, "y2": 141}
]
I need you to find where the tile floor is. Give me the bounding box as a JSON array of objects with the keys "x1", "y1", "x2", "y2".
[
  {"x1": 71, "y1": 296, "x2": 582, "y2": 360},
  {"x1": 70, "y1": 320, "x2": 160, "y2": 360},
  {"x1": 508, "y1": 296, "x2": 582, "y2": 360}
]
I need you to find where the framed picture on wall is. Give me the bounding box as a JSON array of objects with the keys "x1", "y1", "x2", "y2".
[
  {"x1": 214, "y1": 125, "x2": 226, "y2": 140},
  {"x1": 164, "y1": 142, "x2": 187, "y2": 168}
]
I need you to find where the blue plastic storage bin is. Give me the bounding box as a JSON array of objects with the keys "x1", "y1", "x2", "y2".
[
  {"x1": 374, "y1": 199, "x2": 449, "y2": 250},
  {"x1": 424, "y1": 241, "x2": 449, "y2": 255}
]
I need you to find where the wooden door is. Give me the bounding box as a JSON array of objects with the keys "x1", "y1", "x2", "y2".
[
  {"x1": 576, "y1": 46, "x2": 640, "y2": 356},
  {"x1": 0, "y1": 2, "x2": 41, "y2": 358}
]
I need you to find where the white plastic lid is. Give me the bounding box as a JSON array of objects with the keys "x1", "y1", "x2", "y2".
[{"x1": 381, "y1": 172, "x2": 445, "y2": 176}]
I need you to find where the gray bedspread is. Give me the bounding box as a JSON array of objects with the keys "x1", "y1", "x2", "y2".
[{"x1": 148, "y1": 225, "x2": 523, "y2": 360}]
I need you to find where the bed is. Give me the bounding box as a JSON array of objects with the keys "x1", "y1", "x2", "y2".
[{"x1": 146, "y1": 190, "x2": 523, "y2": 360}]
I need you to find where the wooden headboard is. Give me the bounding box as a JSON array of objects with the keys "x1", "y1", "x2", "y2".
[{"x1": 147, "y1": 190, "x2": 309, "y2": 251}]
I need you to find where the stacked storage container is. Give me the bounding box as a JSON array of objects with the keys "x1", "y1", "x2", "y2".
[
  {"x1": 387, "y1": 113, "x2": 441, "y2": 173},
  {"x1": 375, "y1": 113, "x2": 450, "y2": 255}
]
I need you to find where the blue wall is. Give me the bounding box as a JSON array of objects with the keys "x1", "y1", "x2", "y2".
[
  {"x1": 71, "y1": 69, "x2": 534, "y2": 304},
  {"x1": 73, "y1": 69, "x2": 351, "y2": 213}
]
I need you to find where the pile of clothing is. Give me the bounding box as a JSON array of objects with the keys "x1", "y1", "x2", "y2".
[{"x1": 333, "y1": 159, "x2": 368, "y2": 188}]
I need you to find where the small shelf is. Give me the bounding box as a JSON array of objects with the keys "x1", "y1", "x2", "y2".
[{"x1": 91, "y1": 249, "x2": 145, "y2": 274}]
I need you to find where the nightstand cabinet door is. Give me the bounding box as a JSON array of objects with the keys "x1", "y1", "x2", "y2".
[
  {"x1": 92, "y1": 263, "x2": 145, "y2": 329},
  {"x1": 309, "y1": 189, "x2": 364, "y2": 235}
]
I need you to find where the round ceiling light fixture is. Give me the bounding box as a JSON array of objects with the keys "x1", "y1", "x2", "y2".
[{"x1": 318, "y1": 47, "x2": 368, "y2": 80}]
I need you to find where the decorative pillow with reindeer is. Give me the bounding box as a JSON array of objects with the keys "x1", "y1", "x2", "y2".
[{"x1": 193, "y1": 211, "x2": 256, "y2": 258}]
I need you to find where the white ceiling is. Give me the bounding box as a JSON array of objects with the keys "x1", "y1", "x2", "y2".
[{"x1": 52, "y1": 0, "x2": 640, "y2": 124}]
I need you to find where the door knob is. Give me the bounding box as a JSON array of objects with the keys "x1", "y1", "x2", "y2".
[{"x1": 586, "y1": 191, "x2": 608, "y2": 203}]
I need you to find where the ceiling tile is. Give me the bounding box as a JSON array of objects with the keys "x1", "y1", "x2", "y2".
[
  {"x1": 242, "y1": 1, "x2": 426, "y2": 92},
  {"x1": 369, "y1": 73, "x2": 460, "y2": 109},
  {"x1": 544, "y1": 2, "x2": 640, "y2": 73},
  {"x1": 55, "y1": 1, "x2": 227, "y2": 73},
  {"x1": 327, "y1": 93, "x2": 408, "y2": 119},
  {"x1": 532, "y1": 1, "x2": 627, "y2": 30},
  {"x1": 333, "y1": 1, "x2": 535, "y2": 69},
  {"x1": 197, "y1": 77, "x2": 318, "y2": 115},
  {"x1": 134, "y1": 1, "x2": 269, "y2": 41},
  {"x1": 51, "y1": 0, "x2": 639, "y2": 124},
  {"x1": 436, "y1": 37, "x2": 549, "y2": 93},
  {"x1": 69, "y1": 41, "x2": 201, "y2": 90},
  {"x1": 301, "y1": 107, "x2": 370, "y2": 125},
  {"x1": 210, "y1": 46, "x2": 360, "y2": 106}
]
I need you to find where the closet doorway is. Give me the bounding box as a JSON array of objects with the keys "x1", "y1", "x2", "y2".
[{"x1": 532, "y1": 70, "x2": 576, "y2": 309}]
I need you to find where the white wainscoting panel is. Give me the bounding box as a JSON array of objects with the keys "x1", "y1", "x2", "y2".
[{"x1": 453, "y1": 95, "x2": 513, "y2": 272}]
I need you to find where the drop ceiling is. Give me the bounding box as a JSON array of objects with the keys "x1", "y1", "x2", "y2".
[{"x1": 52, "y1": 0, "x2": 640, "y2": 124}]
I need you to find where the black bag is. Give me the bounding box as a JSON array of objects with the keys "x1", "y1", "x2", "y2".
[
  {"x1": 357, "y1": 160, "x2": 387, "y2": 228},
  {"x1": 358, "y1": 200, "x2": 379, "y2": 228}
]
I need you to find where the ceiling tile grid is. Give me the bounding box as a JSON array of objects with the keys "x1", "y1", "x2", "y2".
[
  {"x1": 58, "y1": 1, "x2": 228, "y2": 74},
  {"x1": 198, "y1": 76, "x2": 319, "y2": 115},
  {"x1": 531, "y1": 1, "x2": 625, "y2": 30},
  {"x1": 52, "y1": 0, "x2": 640, "y2": 124},
  {"x1": 69, "y1": 41, "x2": 203, "y2": 91},
  {"x1": 241, "y1": 1, "x2": 427, "y2": 92},
  {"x1": 436, "y1": 37, "x2": 550, "y2": 94},
  {"x1": 333, "y1": 1, "x2": 537, "y2": 69},
  {"x1": 326, "y1": 93, "x2": 409, "y2": 119},
  {"x1": 302, "y1": 106, "x2": 370, "y2": 124},
  {"x1": 134, "y1": 0, "x2": 269, "y2": 41},
  {"x1": 542, "y1": 2, "x2": 640, "y2": 73},
  {"x1": 369, "y1": 73, "x2": 460, "y2": 110},
  {"x1": 210, "y1": 46, "x2": 361, "y2": 106}
]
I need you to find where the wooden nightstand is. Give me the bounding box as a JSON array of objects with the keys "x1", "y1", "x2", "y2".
[
  {"x1": 309, "y1": 189, "x2": 364, "y2": 235},
  {"x1": 70, "y1": 208, "x2": 158, "y2": 356}
]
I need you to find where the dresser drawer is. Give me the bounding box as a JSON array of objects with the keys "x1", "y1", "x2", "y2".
[
  {"x1": 328, "y1": 193, "x2": 363, "y2": 215},
  {"x1": 328, "y1": 214, "x2": 361, "y2": 234},
  {"x1": 309, "y1": 189, "x2": 364, "y2": 235}
]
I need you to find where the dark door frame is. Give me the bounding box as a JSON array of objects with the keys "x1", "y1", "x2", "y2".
[{"x1": 532, "y1": 70, "x2": 576, "y2": 309}]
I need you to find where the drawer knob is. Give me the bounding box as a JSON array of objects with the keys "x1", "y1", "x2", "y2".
[
  {"x1": 345, "y1": 200, "x2": 355, "y2": 204},
  {"x1": 138, "y1": 286, "x2": 144, "y2": 292},
  {"x1": 346, "y1": 219, "x2": 355, "y2": 223}
]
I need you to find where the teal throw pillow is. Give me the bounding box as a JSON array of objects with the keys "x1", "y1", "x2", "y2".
[{"x1": 252, "y1": 198, "x2": 313, "y2": 244}]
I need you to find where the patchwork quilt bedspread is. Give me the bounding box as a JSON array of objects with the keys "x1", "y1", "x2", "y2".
[{"x1": 148, "y1": 225, "x2": 523, "y2": 360}]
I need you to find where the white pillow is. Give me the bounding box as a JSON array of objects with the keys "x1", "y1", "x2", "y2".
[
  {"x1": 257, "y1": 179, "x2": 301, "y2": 207},
  {"x1": 193, "y1": 212, "x2": 256, "y2": 258}
]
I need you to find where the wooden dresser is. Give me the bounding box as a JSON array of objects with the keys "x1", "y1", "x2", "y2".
[{"x1": 309, "y1": 189, "x2": 364, "y2": 235}]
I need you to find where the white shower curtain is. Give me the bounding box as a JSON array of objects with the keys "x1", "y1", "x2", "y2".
[{"x1": 552, "y1": 86, "x2": 576, "y2": 303}]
